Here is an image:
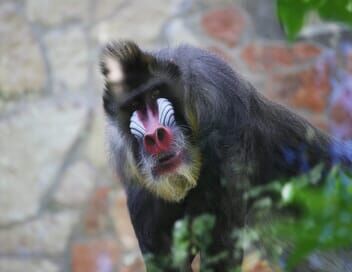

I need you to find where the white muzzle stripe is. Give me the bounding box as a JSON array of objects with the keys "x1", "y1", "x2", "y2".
[
  {"x1": 157, "y1": 98, "x2": 176, "y2": 127},
  {"x1": 130, "y1": 111, "x2": 145, "y2": 139},
  {"x1": 129, "y1": 98, "x2": 176, "y2": 139}
]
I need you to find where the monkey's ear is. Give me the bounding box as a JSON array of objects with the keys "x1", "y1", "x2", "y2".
[{"x1": 100, "y1": 41, "x2": 153, "y2": 85}]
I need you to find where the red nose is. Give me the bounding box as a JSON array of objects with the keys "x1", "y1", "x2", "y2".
[{"x1": 143, "y1": 126, "x2": 173, "y2": 155}]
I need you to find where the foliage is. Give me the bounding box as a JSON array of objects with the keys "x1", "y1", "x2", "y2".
[
  {"x1": 166, "y1": 165, "x2": 352, "y2": 271},
  {"x1": 276, "y1": 0, "x2": 352, "y2": 40},
  {"x1": 239, "y1": 164, "x2": 352, "y2": 270},
  {"x1": 145, "y1": 214, "x2": 227, "y2": 271},
  {"x1": 172, "y1": 214, "x2": 230, "y2": 271},
  {"x1": 272, "y1": 164, "x2": 352, "y2": 269}
]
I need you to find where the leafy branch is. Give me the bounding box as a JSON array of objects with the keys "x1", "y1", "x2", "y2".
[{"x1": 277, "y1": 0, "x2": 352, "y2": 40}]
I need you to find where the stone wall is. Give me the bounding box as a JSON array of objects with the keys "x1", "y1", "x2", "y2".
[{"x1": 0, "y1": 0, "x2": 351, "y2": 271}]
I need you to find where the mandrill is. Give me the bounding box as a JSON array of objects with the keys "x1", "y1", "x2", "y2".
[{"x1": 100, "y1": 41, "x2": 352, "y2": 271}]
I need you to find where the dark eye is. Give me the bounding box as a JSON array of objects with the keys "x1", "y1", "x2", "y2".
[
  {"x1": 130, "y1": 100, "x2": 141, "y2": 111},
  {"x1": 151, "y1": 89, "x2": 160, "y2": 100}
]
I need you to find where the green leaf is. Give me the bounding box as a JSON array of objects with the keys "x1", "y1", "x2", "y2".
[
  {"x1": 191, "y1": 214, "x2": 215, "y2": 238},
  {"x1": 277, "y1": 0, "x2": 352, "y2": 40},
  {"x1": 172, "y1": 218, "x2": 190, "y2": 266},
  {"x1": 318, "y1": 0, "x2": 352, "y2": 27},
  {"x1": 277, "y1": 0, "x2": 308, "y2": 40}
]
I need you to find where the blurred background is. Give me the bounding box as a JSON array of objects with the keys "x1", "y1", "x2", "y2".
[{"x1": 0, "y1": 0, "x2": 351, "y2": 271}]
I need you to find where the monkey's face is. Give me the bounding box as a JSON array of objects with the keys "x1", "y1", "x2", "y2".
[
  {"x1": 101, "y1": 41, "x2": 201, "y2": 202},
  {"x1": 125, "y1": 87, "x2": 201, "y2": 202}
]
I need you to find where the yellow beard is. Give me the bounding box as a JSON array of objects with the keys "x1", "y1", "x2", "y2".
[{"x1": 140, "y1": 147, "x2": 202, "y2": 202}]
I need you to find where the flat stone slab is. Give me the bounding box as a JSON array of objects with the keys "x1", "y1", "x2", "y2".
[
  {"x1": 26, "y1": 0, "x2": 90, "y2": 26},
  {"x1": 0, "y1": 2, "x2": 46, "y2": 97},
  {"x1": 54, "y1": 161, "x2": 96, "y2": 206},
  {"x1": 92, "y1": 0, "x2": 174, "y2": 48},
  {"x1": 0, "y1": 99, "x2": 87, "y2": 225},
  {"x1": 0, "y1": 211, "x2": 79, "y2": 255},
  {"x1": 0, "y1": 260, "x2": 59, "y2": 272},
  {"x1": 43, "y1": 27, "x2": 89, "y2": 93}
]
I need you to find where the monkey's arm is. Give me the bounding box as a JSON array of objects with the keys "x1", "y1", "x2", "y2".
[{"x1": 125, "y1": 185, "x2": 192, "y2": 271}]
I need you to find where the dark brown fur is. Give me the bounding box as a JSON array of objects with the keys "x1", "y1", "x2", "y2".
[{"x1": 101, "y1": 41, "x2": 352, "y2": 271}]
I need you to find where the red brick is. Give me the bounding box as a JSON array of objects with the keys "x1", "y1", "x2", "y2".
[
  {"x1": 71, "y1": 239, "x2": 120, "y2": 272},
  {"x1": 239, "y1": 41, "x2": 330, "y2": 113},
  {"x1": 240, "y1": 42, "x2": 323, "y2": 72},
  {"x1": 294, "y1": 43, "x2": 322, "y2": 61},
  {"x1": 201, "y1": 7, "x2": 247, "y2": 47},
  {"x1": 206, "y1": 46, "x2": 233, "y2": 63},
  {"x1": 266, "y1": 70, "x2": 330, "y2": 113},
  {"x1": 293, "y1": 62, "x2": 330, "y2": 112},
  {"x1": 291, "y1": 84, "x2": 328, "y2": 113},
  {"x1": 241, "y1": 43, "x2": 295, "y2": 72}
]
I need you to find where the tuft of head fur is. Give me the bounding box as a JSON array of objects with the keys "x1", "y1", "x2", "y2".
[
  {"x1": 101, "y1": 41, "x2": 143, "y2": 69},
  {"x1": 100, "y1": 41, "x2": 154, "y2": 89},
  {"x1": 103, "y1": 57, "x2": 124, "y2": 83}
]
